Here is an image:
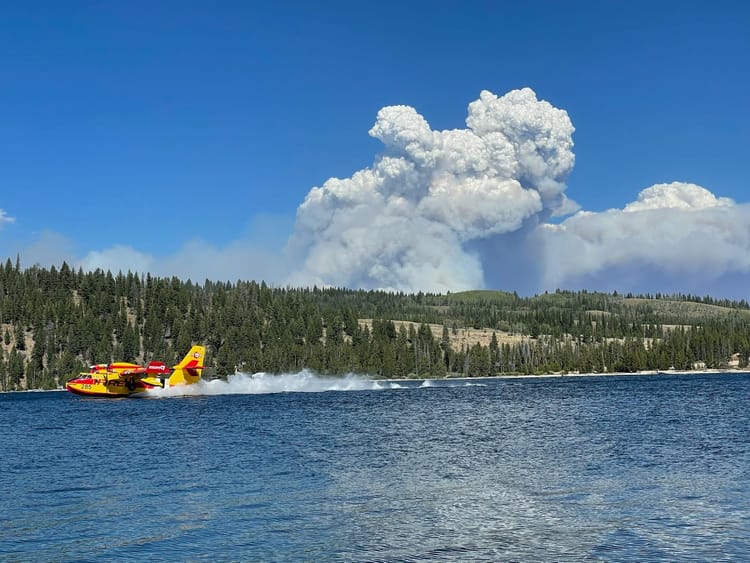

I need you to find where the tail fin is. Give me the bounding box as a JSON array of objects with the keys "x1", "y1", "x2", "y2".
[{"x1": 168, "y1": 345, "x2": 206, "y2": 387}]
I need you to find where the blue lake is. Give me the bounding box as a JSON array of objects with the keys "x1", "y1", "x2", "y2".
[{"x1": 1, "y1": 372, "x2": 749, "y2": 561}]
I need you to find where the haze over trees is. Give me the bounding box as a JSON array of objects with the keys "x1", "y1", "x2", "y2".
[{"x1": 1, "y1": 258, "x2": 749, "y2": 391}]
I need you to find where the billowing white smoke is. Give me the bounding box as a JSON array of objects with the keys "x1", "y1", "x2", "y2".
[
  {"x1": 540, "y1": 182, "x2": 750, "y2": 292},
  {"x1": 288, "y1": 88, "x2": 576, "y2": 292},
  {"x1": 10, "y1": 89, "x2": 744, "y2": 297},
  {"x1": 623, "y1": 182, "x2": 734, "y2": 212}
]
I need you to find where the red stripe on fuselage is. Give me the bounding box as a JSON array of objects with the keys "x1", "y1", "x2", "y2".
[{"x1": 68, "y1": 377, "x2": 97, "y2": 385}]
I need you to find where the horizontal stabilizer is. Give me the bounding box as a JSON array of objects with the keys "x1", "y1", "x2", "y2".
[
  {"x1": 146, "y1": 361, "x2": 170, "y2": 374},
  {"x1": 120, "y1": 362, "x2": 170, "y2": 376}
]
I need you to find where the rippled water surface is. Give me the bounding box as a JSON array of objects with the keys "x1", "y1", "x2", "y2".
[{"x1": 2, "y1": 373, "x2": 749, "y2": 561}]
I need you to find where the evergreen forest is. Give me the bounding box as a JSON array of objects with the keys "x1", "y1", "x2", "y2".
[{"x1": 2, "y1": 258, "x2": 750, "y2": 391}]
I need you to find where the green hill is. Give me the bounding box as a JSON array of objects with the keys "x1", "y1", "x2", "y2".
[{"x1": 1, "y1": 260, "x2": 749, "y2": 390}]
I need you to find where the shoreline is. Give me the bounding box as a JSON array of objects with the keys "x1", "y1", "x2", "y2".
[{"x1": 384, "y1": 367, "x2": 750, "y2": 383}]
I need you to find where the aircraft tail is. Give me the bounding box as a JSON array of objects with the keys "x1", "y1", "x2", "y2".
[{"x1": 168, "y1": 345, "x2": 206, "y2": 387}]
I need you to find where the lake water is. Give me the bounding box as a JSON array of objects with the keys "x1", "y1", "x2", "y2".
[{"x1": 1, "y1": 372, "x2": 749, "y2": 561}]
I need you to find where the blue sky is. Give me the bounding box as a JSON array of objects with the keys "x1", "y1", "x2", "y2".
[{"x1": 1, "y1": 1, "x2": 749, "y2": 298}]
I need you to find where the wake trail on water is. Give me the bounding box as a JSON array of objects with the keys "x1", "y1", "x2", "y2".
[
  {"x1": 145, "y1": 369, "x2": 405, "y2": 398},
  {"x1": 420, "y1": 379, "x2": 487, "y2": 388}
]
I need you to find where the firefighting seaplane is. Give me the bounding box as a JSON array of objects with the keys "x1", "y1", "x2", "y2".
[{"x1": 65, "y1": 345, "x2": 206, "y2": 397}]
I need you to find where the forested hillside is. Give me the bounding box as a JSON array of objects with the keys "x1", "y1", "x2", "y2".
[{"x1": 1, "y1": 258, "x2": 749, "y2": 390}]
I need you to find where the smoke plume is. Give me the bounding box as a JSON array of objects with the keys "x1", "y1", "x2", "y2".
[
  {"x1": 287, "y1": 88, "x2": 576, "y2": 292},
  {"x1": 540, "y1": 182, "x2": 750, "y2": 294},
  {"x1": 7, "y1": 89, "x2": 747, "y2": 298},
  {"x1": 287, "y1": 88, "x2": 749, "y2": 298}
]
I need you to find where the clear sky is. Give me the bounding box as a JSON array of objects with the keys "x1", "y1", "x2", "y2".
[{"x1": 1, "y1": 1, "x2": 749, "y2": 298}]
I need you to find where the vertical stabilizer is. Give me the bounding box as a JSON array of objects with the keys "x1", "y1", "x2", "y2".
[{"x1": 168, "y1": 345, "x2": 206, "y2": 387}]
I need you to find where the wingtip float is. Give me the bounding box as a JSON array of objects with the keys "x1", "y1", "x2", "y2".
[{"x1": 65, "y1": 345, "x2": 206, "y2": 398}]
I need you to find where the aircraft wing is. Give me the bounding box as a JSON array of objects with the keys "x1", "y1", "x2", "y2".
[{"x1": 121, "y1": 367, "x2": 149, "y2": 376}]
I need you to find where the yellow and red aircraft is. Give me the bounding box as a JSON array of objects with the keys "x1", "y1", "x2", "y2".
[{"x1": 66, "y1": 345, "x2": 206, "y2": 398}]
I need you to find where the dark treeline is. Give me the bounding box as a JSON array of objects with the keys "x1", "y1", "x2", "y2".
[{"x1": 1, "y1": 259, "x2": 749, "y2": 390}]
